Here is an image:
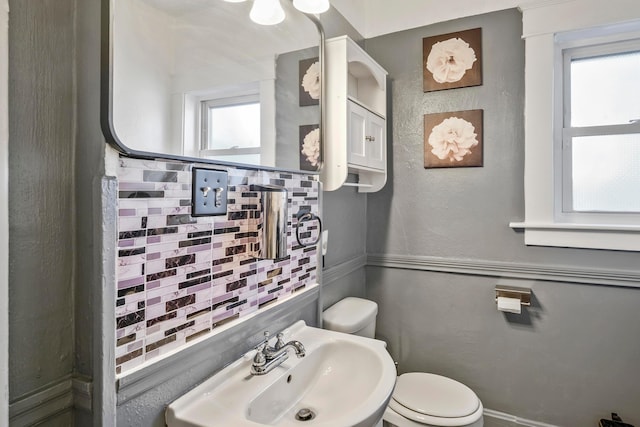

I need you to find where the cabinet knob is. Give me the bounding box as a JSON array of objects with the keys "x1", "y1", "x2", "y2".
[{"x1": 365, "y1": 136, "x2": 376, "y2": 142}]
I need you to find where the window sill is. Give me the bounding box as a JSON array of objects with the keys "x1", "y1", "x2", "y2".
[{"x1": 509, "y1": 222, "x2": 640, "y2": 251}]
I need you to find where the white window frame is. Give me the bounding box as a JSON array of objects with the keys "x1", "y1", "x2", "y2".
[
  {"x1": 180, "y1": 80, "x2": 276, "y2": 166},
  {"x1": 512, "y1": 0, "x2": 640, "y2": 251},
  {"x1": 558, "y1": 38, "x2": 640, "y2": 223},
  {"x1": 199, "y1": 93, "x2": 262, "y2": 158}
]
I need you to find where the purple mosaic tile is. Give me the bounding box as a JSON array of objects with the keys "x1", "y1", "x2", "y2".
[{"x1": 115, "y1": 158, "x2": 320, "y2": 375}]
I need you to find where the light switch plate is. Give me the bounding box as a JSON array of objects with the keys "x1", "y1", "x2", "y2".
[{"x1": 192, "y1": 168, "x2": 228, "y2": 216}]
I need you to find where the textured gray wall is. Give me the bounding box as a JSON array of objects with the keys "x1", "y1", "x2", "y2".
[
  {"x1": 321, "y1": 182, "x2": 368, "y2": 308},
  {"x1": 367, "y1": 268, "x2": 640, "y2": 426},
  {"x1": 8, "y1": 0, "x2": 75, "y2": 418},
  {"x1": 276, "y1": 47, "x2": 320, "y2": 171},
  {"x1": 364, "y1": 8, "x2": 640, "y2": 426},
  {"x1": 364, "y1": 11, "x2": 639, "y2": 270}
]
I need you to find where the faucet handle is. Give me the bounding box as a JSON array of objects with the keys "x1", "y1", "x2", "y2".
[
  {"x1": 275, "y1": 333, "x2": 285, "y2": 350},
  {"x1": 253, "y1": 346, "x2": 266, "y2": 366}
]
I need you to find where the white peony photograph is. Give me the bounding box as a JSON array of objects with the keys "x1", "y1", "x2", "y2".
[
  {"x1": 424, "y1": 109, "x2": 483, "y2": 168},
  {"x1": 423, "y1": 28, "x2": 482, "y2": 92},
  {"x1": 299, "y1": 124, "x2": 321, "y2": 171},
  {"x1": 299, "y1": 57, "x2": 320, "y2": 106}
]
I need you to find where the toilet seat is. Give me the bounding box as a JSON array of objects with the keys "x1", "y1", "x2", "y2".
[{"x1": 387, "y1": 373, "x2": 483, "y2": 426}]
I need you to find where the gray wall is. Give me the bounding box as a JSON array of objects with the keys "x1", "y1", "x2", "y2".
[
  {"x1": 364, "y1": 8, "x2": 640, "y2": 426},
  {"x1": 8, "y1": 0, "x2": 76, "y2": 425},
  {"x1": 276, "y1": 47, "x2": 320, "y2": 171},
  {"x1": 321, "y1": 182, "x2": 368, "y2": 309}
]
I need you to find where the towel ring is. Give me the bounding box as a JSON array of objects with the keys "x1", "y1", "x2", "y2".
[{"x1": 295, "y1": 211, "x2": 322, "y2": 247}]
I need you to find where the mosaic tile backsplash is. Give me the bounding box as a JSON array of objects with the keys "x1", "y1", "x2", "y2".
[{"x1": 115, "y1": 157, "x2": 320, "y2": 375}]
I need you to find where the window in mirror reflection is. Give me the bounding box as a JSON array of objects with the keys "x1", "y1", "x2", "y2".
[{"x1": 200, "y1": 93, "x2": 261, "y2": 165}]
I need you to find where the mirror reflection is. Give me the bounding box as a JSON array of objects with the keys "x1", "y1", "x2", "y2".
[{"x1": 106, "y1": 0, "x2": 322, "y2": 172}]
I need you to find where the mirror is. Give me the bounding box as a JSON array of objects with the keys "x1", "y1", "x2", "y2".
[{"x1": 102, "y1": 0, "x2": 323, "y2": 173}]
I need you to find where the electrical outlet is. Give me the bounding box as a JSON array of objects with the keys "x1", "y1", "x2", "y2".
[{"x1": 192, "y1": 168, "x2": 228, "y2": 216}]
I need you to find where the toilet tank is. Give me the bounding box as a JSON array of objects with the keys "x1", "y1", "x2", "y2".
[{"x1": 323, "y1": 297, "x2": 378, "y2": 338}]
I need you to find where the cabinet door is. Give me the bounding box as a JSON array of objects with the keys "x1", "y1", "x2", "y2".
[
  {"x1": 347, "y1": 101, "x2": 368, "y2": 168},
  {"x1": 366, "y1": 113, "x2": 385, "y2": 170}
]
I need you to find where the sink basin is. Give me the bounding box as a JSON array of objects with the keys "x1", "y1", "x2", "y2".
[{"x1": 166, "y1": 320, "x2": 397, "y2": 427}]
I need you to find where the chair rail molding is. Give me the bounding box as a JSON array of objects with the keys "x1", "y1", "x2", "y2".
[{"x1": 366, "y1": 253, "x2": 640, "y2": 288}]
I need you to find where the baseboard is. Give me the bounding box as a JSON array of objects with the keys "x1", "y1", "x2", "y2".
[
  {"x1": 484, "y1": 408, "x2": 560, "y2": 427},
  {"x1": 8, "y1": 375, "x2": 92, "y2": 426}
]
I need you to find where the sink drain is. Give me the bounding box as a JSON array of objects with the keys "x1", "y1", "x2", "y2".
[{"x1": 295, "y1": 408, "x2": 316, "y2": 422}]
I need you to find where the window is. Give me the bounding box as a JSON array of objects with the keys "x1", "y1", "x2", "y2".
[
  {"x1": 515, "y1": 1, "x2": 640, "y2": 251},
  {"x1": 200, "y1": 93, "x2": 261, "y2": 165},
  {"x1": 560, "y1": 41, "x2": 640, "y2": 221}
]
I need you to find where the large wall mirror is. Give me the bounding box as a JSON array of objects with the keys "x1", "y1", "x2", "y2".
[{"x1": 101, "y1": 0, "x2": 324, "y2": 173}]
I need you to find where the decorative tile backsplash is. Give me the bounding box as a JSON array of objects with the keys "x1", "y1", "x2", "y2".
[{"x1": 115, "y1": 157, "x2": 320, "y2": 375}]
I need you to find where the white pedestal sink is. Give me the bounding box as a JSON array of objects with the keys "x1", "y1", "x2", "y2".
[{"x1": 165, "y1": 320, "x2": 397, "y2": 427}]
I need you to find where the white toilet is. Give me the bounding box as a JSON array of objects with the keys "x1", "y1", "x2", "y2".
[{"x1": 323, "y1": 297, "x2": 484, "y2": 427}]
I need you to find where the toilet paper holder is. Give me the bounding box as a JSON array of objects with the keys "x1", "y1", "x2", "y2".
[{"x1": 495, "y1": 285, "x2": 531, "y2": 306}]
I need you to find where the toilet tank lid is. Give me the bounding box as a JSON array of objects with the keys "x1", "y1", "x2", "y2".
[{"x1": 323, "y1": 297, "x2": 378, "y2": 334}]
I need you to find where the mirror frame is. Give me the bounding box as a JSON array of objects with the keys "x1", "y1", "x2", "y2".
[{"x1": 100, "y1": 0, "x2": 325, "y2": 173}]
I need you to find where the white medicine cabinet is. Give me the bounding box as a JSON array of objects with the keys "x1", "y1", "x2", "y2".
[{"x1": 322, "y1": 35, "x2": 388, "y2": 192}]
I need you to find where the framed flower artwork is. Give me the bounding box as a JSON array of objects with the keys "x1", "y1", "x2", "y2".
[
  {"x1": 299, "y1": 124, "x2": 321, "y2": 171},
  {"x1": 299, "y1": 57, "x2": 320, "y2": 106},
  {"x1": 424, "y1": 109, "x2": 483, "y2": 168},
  {"x1": 423, "y1": 28, "x2": 482, "y2": 92}
]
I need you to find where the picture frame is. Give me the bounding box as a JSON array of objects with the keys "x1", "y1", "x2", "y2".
[
  {"x1": 423, "y1": 28, "x2": 482, "y2": 92},
  {"x1": 299, "y1": 57, "x2": 320, "y2": 106},
  {"x1": 424, "y1": 109, "x2": 483, "y2": 168},
  {"x1": 299, "y1": 124, "x2": 321, "y2": 171}
]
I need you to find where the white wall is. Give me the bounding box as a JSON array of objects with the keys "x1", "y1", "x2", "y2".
[
  {"x1": 112, "y1": 0, "x2": 174, "y2": 153},
  {"x1": 332, "y1": 0, "x2": 549, "y2": 38}
]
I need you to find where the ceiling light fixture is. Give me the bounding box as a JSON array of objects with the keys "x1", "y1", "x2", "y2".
[
  {"x1": 292, "y1": 0, "x2": 330, "y2": 14},
  {"x1": 250, "y1": 0, "x2": 286, "y2": 25}
]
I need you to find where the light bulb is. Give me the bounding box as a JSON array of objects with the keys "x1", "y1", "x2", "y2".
[
  {"x1": 292, "y1": 0, "x2": 330, "y2": 14},
  {"x1": 250, "y1": 0, "x2": 286, "y2": 25}
]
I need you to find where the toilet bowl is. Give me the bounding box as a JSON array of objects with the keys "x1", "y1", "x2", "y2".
[{"x1": 323, "y1": 297, "x2": 484, "y2": 427}]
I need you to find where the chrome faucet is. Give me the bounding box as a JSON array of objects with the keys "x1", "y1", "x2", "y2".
[{"x1": 250, "y1": 331, "x2": 305, "y2": 375}]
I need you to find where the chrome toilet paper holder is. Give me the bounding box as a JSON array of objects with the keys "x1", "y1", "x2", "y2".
[{"x1": 495, "y1": 285, "x2": 531, "y2": 306}]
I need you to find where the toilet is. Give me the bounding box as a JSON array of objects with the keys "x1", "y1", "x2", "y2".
[{"x1": 323, "y1": 297, "x2": 484, "y2": 427}]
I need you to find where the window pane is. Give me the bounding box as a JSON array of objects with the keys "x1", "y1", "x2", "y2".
[
  {"x1": 571, "y1": 134, "x2": 640, "y2": 212},
  {"x1": 571, "y1": 51, "x2": 640, "y2": 127},
  {"x1": 207, "y1": 102, "x2": 260, "y2": 149}
]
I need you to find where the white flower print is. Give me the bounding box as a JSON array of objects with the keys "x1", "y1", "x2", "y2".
[
  {"x1": 301, "y1": 61, "x2": 321, "y2": 100},
  {"x1": 428, "y1": 117, "x2": 478, "y2": 162},
  {"x1": 426, "y1": 37, "x2": 477, "y2": 84},
  {"x1": 301, "y1": 128, "x2": 320, "y2": 167}
]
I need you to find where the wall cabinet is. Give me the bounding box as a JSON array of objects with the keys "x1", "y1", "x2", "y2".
[
  {"x1": 347, "y1": 100, "x2": 385, "y2": 171},
  {"x1": 322, "y1": 36, "x2": 388, "y2": 192}
]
